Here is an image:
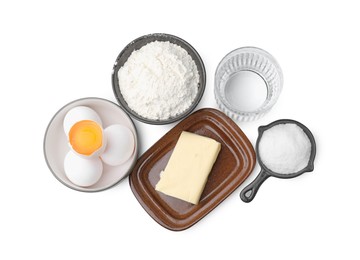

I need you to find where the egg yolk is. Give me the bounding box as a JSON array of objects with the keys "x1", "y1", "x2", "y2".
[{"x1": 69, "y1": 120, "x2": 103, "y2": 156}]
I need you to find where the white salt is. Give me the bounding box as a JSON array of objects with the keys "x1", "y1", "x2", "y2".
[{"x1": 258, "y1": 123, "x2": 311, "y2": 174}]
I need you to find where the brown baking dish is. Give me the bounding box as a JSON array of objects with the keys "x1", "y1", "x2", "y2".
[{"x1": 129, "y1": 108, "x2": 256, "y2": 231}]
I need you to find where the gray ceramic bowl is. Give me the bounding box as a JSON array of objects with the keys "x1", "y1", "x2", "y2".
[{"x1": 112, "y1": 33, "x2": 206, "y2": 125}]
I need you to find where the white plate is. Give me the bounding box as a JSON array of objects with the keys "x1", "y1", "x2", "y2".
[{"x1": 44, "y1": 97, "x2": 138, "y2": 192}]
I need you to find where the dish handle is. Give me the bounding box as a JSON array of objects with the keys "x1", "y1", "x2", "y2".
[{"x1": 240, "y1": 169, "x2": 269, "y2": 203}]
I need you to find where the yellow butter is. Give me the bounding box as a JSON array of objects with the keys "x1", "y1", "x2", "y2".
[{"x1": 155, "y1": 131, "x2": 221, "y2": 204}]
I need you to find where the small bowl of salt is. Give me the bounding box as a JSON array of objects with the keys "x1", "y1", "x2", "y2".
[
  {"x1": 112, "y1": 33, "x2": 206, "y2": 125},
  {"x1": 240, "y1": 119, "x2": 316, "y2": 203}
]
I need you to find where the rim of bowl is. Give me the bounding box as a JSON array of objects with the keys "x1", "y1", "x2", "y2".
[
  {"x1": 43, "y1": 97, "x2": 139, "y2": 192},
  {"x1": 216, "y1": 46, "x2": 283, "y2": 86},
  {"x1": 111, "y1": 33, "x2": 206, "y2": 125}
]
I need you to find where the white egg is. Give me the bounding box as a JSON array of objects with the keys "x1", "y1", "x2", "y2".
[
  {"x1": 100, "y1": 124, "x2": 135, "y2": 166},
  {"x1": 63, "y1": 106, "x2": 102, "y2": 136},
  {"x1": 64, "y1": 151, "x2": 103, "y2": 187}
]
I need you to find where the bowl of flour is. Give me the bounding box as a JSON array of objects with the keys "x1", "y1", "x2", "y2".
[{"x1": 112, "y1": 33, "x2": 206, "y2": 124}]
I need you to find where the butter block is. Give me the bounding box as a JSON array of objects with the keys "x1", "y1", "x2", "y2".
[{"x1": 155, "y1": 131, "x2": 221, "y2": 204}]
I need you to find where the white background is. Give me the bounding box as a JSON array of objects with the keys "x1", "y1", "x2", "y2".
[{"x1": 1, "y1": 0, "x2": 359, "y2": 259}]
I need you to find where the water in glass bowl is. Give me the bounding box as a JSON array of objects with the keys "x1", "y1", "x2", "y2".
[{"x1": 224, "y1": 70, "x2": 268, "y2": 112}]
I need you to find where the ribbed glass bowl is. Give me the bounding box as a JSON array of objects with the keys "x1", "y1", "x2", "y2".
[{"x1": 214, "y1": 47, "x2": 283, "y2": 121}]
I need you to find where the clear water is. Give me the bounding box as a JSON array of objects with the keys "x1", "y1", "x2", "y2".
[{"x1": 224, "y1": 70, "x2": 268, "y2": 112}]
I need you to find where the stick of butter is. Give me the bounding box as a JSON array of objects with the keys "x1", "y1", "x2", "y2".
[{"x1": 155, "y1": 131, "x2": 221, "y2": 204}]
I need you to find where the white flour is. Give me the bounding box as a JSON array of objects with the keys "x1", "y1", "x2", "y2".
[{"x1": 118, "y1": 41, "x2": 200, "y2": 120}]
